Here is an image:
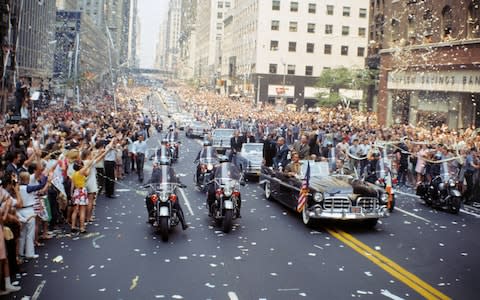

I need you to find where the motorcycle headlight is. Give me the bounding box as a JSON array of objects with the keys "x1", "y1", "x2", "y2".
[
  {"x1": 224, "y1": 187, "x2": 232, "y2": 197},
  {"x1": 448, "y1": 179, "x2": 455, "y2": 187},
  {"x1": 207, "y1": 163, "x2": 213, "y2": 171},
  {"x1": 314, "y1": 192, "x2": 323, "y2": 202}
]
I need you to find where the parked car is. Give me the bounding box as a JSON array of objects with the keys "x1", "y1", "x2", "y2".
[
  {"x1": 211, "y1": 128, "x2": 235, "y2": 154},
  {"x1": 186, "y1": 121, "x2": 211, "y2": 138},
  {"x1": 235, "y1": 143, "x2": 264, "y2": 179},
  {"x1": 260, "y1": 160, "x2": 389, "y2": 228}
]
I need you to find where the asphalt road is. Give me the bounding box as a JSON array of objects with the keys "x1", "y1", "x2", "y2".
[{"x1": 7, "y1": 93, "x2": 480, "y2": 300}]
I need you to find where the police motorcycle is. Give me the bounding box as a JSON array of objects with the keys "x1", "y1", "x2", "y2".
[
  {"x1": 206, "y1": 158, "x2": 245, "y2": 233},
  {"x1": 362, "y1": 149, "x2": 396, "y2": 212},
  {"x1": 165, "y1": 130, "x2": 180, "y2": 162},
  {"x1": 194, "y1": 144, "x2": 219, "y2": 192},
  {"x1": 143, "y1": 156, "x2": 188, "y2": 242},
  {"x1": 416, "y1": 154, "x2": 462, "y2": 214}
]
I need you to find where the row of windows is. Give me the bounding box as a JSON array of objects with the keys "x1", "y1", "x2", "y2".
[
  {"x1": 269, "y1": 41, "x2": 365, "y2": 56},
  {"x1": 271, "y1": 21, "x2": 366, "y2": 36},
  {"x1": 268, "y1": 64, "x2": 315, "y2": 76},
  {"x1": 272, "y1": 1, "x2": 367, "y2": 18},
  {"x1": 217, "y1": 1, "x2": 231, "y2": 9}
]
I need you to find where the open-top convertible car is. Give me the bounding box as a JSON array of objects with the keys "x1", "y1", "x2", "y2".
[
  {"x1": 235, "y1": 143, "x2": 264, "y2": 179},
  {"x1": 260, "y1": 161, "x2": 389, "y2": 227}
]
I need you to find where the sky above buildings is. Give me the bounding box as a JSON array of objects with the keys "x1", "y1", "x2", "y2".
[{"x1": 138, "y1": 0, "x2": 168, "y2": 68}]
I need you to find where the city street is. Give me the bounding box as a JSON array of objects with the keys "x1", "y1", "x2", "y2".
[{"x1": 9, "y1": 94, "x2": 480, "y2": 300}]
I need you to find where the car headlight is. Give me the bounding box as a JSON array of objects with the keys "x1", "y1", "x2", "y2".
[
  {"x1": 314, "y1": 192, "x2": 324, "y2": 202},
  {"x1": 380, "y1": 193, "x2": 388, "y2": 203},
  {"x1": 207, "y1": 163, "x2": 213, "y2": 171}
]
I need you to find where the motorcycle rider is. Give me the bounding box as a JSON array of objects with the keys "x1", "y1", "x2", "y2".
[
  {"x1": 195, "y1": 140, "x2": 214, "y2": 180},
  {"x1": 145, "y1": 161, "x2": 189, "y2": 230},
  {"x1": 205, "y1": 156, "x2": 242, "y2": 218},
  {"x1": 426, "y1": 152, "x2": 443, "y2": 200}
]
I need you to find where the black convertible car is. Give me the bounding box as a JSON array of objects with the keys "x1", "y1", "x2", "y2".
[{"x1": 260, "y1": 161, "x2": 389, "y2": 227}]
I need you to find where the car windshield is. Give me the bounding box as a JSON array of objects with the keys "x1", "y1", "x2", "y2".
[
  {"x1": 193, "y1": 121, "x2": 207, "y2": 127},
  {"x1": 214, "y1": 162, "x2": 241, "y2": 181},
  {"x1": 214, "y1": 129, "x2": 234, "y2": 138},
  {"x1": 300, "y1": 161, "x2": 330, "y2": 177},
  {"x1": 242, "y1": 143, "x2": 263, "y2": 154}
]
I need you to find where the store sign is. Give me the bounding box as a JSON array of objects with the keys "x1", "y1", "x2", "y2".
[
  {"x1": 268, "y1": 85, "x2": 294, "y2": 97},
  {"x1": 387, "y1": 70, "x2": 480, "y2": 93}
]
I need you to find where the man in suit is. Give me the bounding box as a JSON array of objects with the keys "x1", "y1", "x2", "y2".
[
  {"x1": 263, "y1": 134, "x2": 277, "y2": 167},
  {"x1": 230, "y1": 130, "x2": 244, "y2": 164},
  {"x1": 273, "y1": 137, "x2": 289, "y2": 169},
  {"x1": 292, "y1": 134, "x2": 310, "y2": 159}
]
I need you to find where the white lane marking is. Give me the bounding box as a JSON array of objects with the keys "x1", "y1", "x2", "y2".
[
  {"x1": 228, "y1": 292, "x2": 239, "y2": 300},
  {"x1": 395, "y1": 189, "x2": 480, "y2": 218},
  {"x1": 178, "y1": 187, "x2": 194, "y2": 216},
  {"x1": 394, "y1": 207, "x2": 431, "y2": 223},
  {"x1": 31, "y1": 280, "x2": 47, "y2": 300},
  {"x1": 459, "y1": 209, "x2": 480, "y2": 218},
  {"x1": 277, "y1": 288, "x2": 300, "y2": 292}
]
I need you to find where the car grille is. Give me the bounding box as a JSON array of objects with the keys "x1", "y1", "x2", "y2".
[
  {"x1": 323, "y1": 197, "x2": 351, "y2": 210},
  {"x1": 356, "y1": 197, "x2": 378, "y2": 211}
]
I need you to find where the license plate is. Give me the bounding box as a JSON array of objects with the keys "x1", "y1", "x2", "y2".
[{"x1": 351, "y1": 206, "x2": 362, "y2": 214}]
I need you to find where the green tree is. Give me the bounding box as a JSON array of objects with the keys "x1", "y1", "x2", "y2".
[{"x1": 315, "y1": 67, "x2": 377, "y2": 108}]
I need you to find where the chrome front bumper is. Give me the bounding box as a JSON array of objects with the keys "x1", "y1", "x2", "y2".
[{"x1": 306, "y1": 204, "x2": 389, "y2": 220}]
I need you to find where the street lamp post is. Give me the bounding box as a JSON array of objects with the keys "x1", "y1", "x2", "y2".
[{"x1": 256, "y1": 76, "x2": 263, "y2": 107}]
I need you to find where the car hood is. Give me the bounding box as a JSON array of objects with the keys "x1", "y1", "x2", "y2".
[{"x1": 309, "y1": 176, "x2": 354, "y2": 194}]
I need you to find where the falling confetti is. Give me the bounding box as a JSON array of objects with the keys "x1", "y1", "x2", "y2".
[{"x1": 52, "y1": 256, "x2": 63, "y2": 263}]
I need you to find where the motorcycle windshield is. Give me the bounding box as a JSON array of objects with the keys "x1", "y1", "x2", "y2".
[
  {"x1": 150, "y1": 166, "x2": 177, "y2": 190},
  {"x1": 199, "y1": 146, "x2": 218, "y2": 164},
  {"x1": 156, "y1": 146, "x2": 170, "y2": 159},
  {"x1": 214, "y1": 162, "x2": 241, "y2": 182},
  {"x1": 441, "y1": 160, "x2": 459, "y2": 181},
  {"x1": 166, "y1": 132, "x2": 177, "y2": 142}
]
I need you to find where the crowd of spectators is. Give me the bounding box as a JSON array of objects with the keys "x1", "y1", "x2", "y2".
[
  {"x1": 172, "y1": 84, "x2": 480, "y2": 203},
  {"x1": 0, "y1": 85, "x2": 153, "y2": 295}
]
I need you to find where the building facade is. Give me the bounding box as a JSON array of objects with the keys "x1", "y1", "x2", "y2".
[
  {"x1": 16, "y1": 0, "x2": 57, "y2": 89},
  {"x1": 165, "y1": 0, "x2": 182, "y2": 75},
  {"x1": 371, "y1": 0, "x2": 480, "y2": 128},
  {"x1": 74, "y1": 0, "x2": 105, "y2": 27},
  {"x1": 53, "y1": 10, "x2": 109, "y2": 95},
  {"x1": 105, "y1": 0, "x2": 130, "y2": 66},
  {"x1": 127, "y1": 0, "x2": 139, "y2": 67},
  {"x1": 194, "y1": 0, "x2": 231, "y2": 84},
  {"x1": 178, "y1": 0, "x2": 196, "y2": 79},
  {"x1": 221, "y1": 0, "x2": 369, "y2": 107},
  {"x1": 154, "y1": 19, "x2": 168, "y2": 70}
]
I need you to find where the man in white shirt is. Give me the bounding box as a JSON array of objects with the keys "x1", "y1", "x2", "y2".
[{"x1": 132, "y1": 135, "x2": 148, "y2": 183}]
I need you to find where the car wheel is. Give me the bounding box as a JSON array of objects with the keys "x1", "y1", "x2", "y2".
[
  {"x1": 302, "y1": 205, "x2": 316, "y2": 228},
  {"x1": 264, "y1": 182, "x2": 273, "y2": 201}
]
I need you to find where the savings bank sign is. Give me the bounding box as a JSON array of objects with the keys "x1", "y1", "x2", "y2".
[{"x1": 387, "y1": 70, "x2": 480, "y2": 93}]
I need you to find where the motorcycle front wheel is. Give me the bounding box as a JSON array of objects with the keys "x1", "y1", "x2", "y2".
[
  {"x1": 159, "y1": 217, "x2": 169, "y2": 242},
  {"x1": 223, "y1": 210, "x2": 233, "y2": 233},
  {"x1": 448, "y1": 197, "x2": 461, "y2": 214}
]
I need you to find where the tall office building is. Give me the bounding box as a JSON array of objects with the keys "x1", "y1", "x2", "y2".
[
  {"x1": 15, "y1": 0, "x2": 57, "y2": 88},
  {"x1": 221, "y1": 0, "x2": 369, "y2": 107},
  {"x1": 194, "y1": 0, "x2": 231, "y2": 84}
]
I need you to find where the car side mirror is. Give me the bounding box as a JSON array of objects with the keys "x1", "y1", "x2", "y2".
[
  {"x1": 240, "y1": 179, "x2": 246, "y2": 186},
  {"x1": 179, "y1": 183, "x2": 187, "y2": 189}
]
